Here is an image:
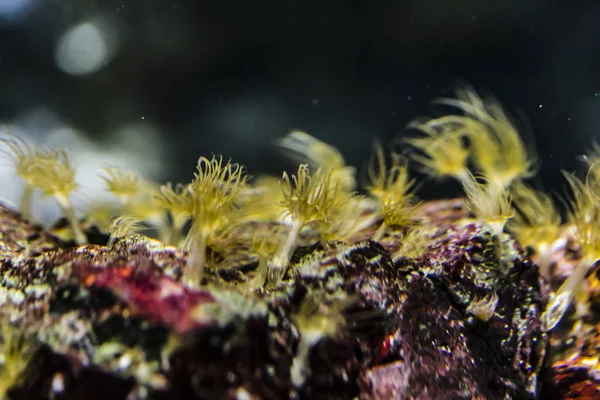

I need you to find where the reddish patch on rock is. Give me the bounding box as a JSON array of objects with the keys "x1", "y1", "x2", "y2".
[
  {"x1": 75, "y1": 264, "x2": 216, "y2": 333},
  {"x1": 552, "y1": 363, "x2": 600, "y2": 400}
]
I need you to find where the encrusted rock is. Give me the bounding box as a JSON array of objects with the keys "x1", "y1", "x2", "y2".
[{"x1": 0, "y1": 202, "x2": 551, "y2": 399}]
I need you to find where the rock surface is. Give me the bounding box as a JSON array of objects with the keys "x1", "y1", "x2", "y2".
[{"x1": 0, "y1": 201, "x2": 553, "y2": 399}]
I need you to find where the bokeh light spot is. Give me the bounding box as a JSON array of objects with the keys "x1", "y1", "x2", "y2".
[
  {"x1": 55, "y1": 19, "x2": 118, "y2": 76},
  {"x1": 0, "y1": 0, "x2": 30, "y2": 17}
]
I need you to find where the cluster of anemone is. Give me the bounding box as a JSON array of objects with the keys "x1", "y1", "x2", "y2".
[{"x1": 2, "y1": 87, "x2": 598, "y2": 333}]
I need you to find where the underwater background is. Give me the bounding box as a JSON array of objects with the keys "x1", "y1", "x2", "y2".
[{"x1": 0, "y1": 0, "x2": 598, "y2": 220}]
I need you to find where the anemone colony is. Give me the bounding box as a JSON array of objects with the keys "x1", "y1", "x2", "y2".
[{"x1": 0, "y1": 87, "x2": 598, "y2": 398}]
